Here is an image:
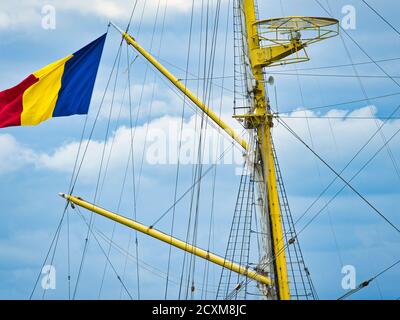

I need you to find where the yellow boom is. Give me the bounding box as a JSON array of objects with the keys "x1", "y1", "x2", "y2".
[{"x1": 59, "y1": 193, "x2": 272, "y2": 287}]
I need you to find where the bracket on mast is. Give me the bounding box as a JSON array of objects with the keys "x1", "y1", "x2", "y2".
[{"x1": 251, "y1": 16, "x2": 339, "y2": 68}]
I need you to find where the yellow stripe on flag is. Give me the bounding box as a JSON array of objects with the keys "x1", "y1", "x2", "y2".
[{"x1": 21, "y1": 55, "x2": 73, "y2": 126}]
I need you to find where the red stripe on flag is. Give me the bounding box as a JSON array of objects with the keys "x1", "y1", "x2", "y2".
[{"x1": 0, "y1": 74, "x2": 39, "y2": 128}]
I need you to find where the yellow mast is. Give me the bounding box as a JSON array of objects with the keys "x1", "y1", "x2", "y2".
[
  {"x1": 237, "y1": 1, "x2": 338, "y2": 300},
  {"x1": 60, "y1": 10, "x2": 338, "y2": 300},
  {"x1": 241, "y1": 0, "x2": 290, "y2": 300}
]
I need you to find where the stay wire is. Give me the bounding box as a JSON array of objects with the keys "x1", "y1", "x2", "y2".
[
  {"x1": 293, "y1": 107, "x2": 400, "y2": 227},
  {"x1": 123, "y1": 0, "x2": 165, "y2": 300},
  {"x1": 338, "y1": 257, "x2": 400, "y2": 300},
  {"x1": 277, "y1": 117, "x2": 400, "y2": 235},
  {"x1": 278, "y1": 115, "x2": 400, "y2": 120},
  {"x1": 285, "y1": 91, "x2": 400, "y2": 114},
  {"x1": 125, "y1": 0, "x2": 139, "y2": 33},
  {"x1": 325, "y1": 5, "x2": 400, "y2": 288},
  {"x1": 85, "y1": 215, "x2": 220, "y2": 295},
  {"x1": 99, "y1": 138, "x2": 131, "y2": 299},
  {"x1": 96, "y1": 65, "x2": 132, "y2": 299},
  {"x1": 127, "y1": 41, "x2": 141, "y2": 301},
  {"x1": 314, "y1": 0, "x2": 400, "y2": 89},
  {"x1": 290, "y1": 0, "x2": 400, "y2": 226},
  {"x1": 188, "y1": 0, "x2": 222, "y2": 299},
  {"x1": 126, "y1": 44, "x2": 246, "y2": 155},
  {"x1": 324, "y1": 0, "x2": 400, "y2": 184},
  {"x1": 29, "y1": 207, "x2": 66, "y2": 299},
  {"x1": 237, "y1": 117, "x2": 400, "y2": 294},
  {"x1": 246, "y1": 107, "x2": 400, "y2": 288},
  {"x1": 265, "y1": 72, "x2": 400, "y2": 80},
  {"x1": 69, "y1": 38, "x2": 123, "y2": 193},
  {"x1": 150, "y1": 134, "x2": 244, "y2": 228},
  {"x1": 103, "y1": 0, "x2": 145, "y2": 299},
  {"x1": 74, "y1": 206, "x2": 134, "y2": 299},
  {"x1": 30, "y1": 24, "x2": 112, "y2": 300},
  {"x1": 174, "y1": 55, "x2": 400, "y2": 81},
  {"x1": 134, "y1": 0, "x2": 165, "y2": 212},
  {"x1": 359, "y1": 0, "x2": 400, "y2": 38},
  {"x1": 202, "y1": 0, "x2": 232, "y2": 299},
  {"x1": 164, "y1": 0, "x2": 196, "y2": 300},
  {"x1": 109, "y1": 24, "x2": 147, "y2": 300},
  {"x1": 293, "y1": 39, "x2": 331, "y2": 295},
  {"x1": 73, "y1": 43, "x2": 123, "y2": 300},
  {"x1": 186, "y1": 0, "x2": 214, "y2": 298},
  {"x1": 296, "y1": 120, "x2": 400, "y2": 240},
  {"x1": 179, "y1": 0, "x2": 207, "y2": 299},
  {"x1": 115, "y1": 0, "x2": 165, "y2": 299}
]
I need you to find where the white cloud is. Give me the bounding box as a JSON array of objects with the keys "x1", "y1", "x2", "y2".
[
  {"x1": 36, "y1": 112, "x2": 245, "y2": 181},
  {"x1": 273, "y1": 105, "x2": 400, "y2": 196},
  {"x1": 0, "y1": 0, "x2": 210, "y2": 31},
  {"x1": 0, "y1": 4, "x2": 40, "y2": 31},
  {"x1": 0, "y1": 134, "x2": 37, "y2": 174},
  {"x1": 57, "y1": 0, "x2": 196, "y2": 20},
  {"x1": 93, "y1": 82, "x2": 183, "y2": 121},
  {"x1": 1, "y1": 106, "x2": 399, "y2": 190},
  {"x1": 275, "y1": 106, "x2": 397, "y2": 161}
]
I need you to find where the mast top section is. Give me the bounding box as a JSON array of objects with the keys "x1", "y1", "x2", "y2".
[
  {"x1": 243, "y1": 16, "x2": 339, "y2": 69},
  {"x1": 255, "y1": 16, "x2": 339, "y2": 45}
]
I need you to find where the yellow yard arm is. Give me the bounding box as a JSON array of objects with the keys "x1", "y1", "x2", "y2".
[
  {"x1": 110, "y1": 22, "x2": 248, "y2": 151},
  {"x1": 59, "y1": 193, "x2": 272, "y2": 287}
]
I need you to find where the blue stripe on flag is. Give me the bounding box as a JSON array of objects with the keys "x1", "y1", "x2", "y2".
[{"x1": 53, "y1": 33, "x2": 107, "y2": 118}]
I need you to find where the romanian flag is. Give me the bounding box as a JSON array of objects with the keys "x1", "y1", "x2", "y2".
[{"x1": 0, "y1": 33, "x2": 107, "y2": 129}]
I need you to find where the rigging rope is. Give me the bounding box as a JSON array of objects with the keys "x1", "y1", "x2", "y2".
[
  {"x1": 100, "y1": 0, "x2": 145, "y2": 299},
  {"x1": 295, "y1": 120, "x2": 400, "y2": 236},
  {"x1": 338, "y1": 257, "x2": 400, "y2": 300},
  {"x1": 185, "y1": 0, "x2": 215, "y2": 299},
  {"x1": 179, "y1": 0, "x2": 206, "y2": 299},
  {"x1": 359, "y1": 0, "x2": 400, "y2": 37},
  {"x1": 235, "y1": 108, "x2": 400, "y2": 294},
  {"x1": 125, "y1": 0, "x2": 139, "y2": 33},
  {"x1": 322, "y1": 0, "x2": 400, "y2": 187},
  {"x1": 269, "y1": 57, "x2": 400, "y2": 73},
  {"x1": 74, "y1": 207, "x2": 134, "y2": 299},
  {"x1": 277, "y1": 117, "x2": 400, "y2": 235},
  {"x1": 314, "y1": 0, "x2": 400, "y2": 90},
  {"x1": 116, "y1": 1, "x2": 147, "y2": 299},
  {"x1": 266, "y1": 72, "x2": 400, "y2": 79},
  {"x1": 259, "y1": 105, "x2": 400, "y2": 277},
  {"x1": 73, "y1": 45, "x2": 123, "y2": 300},
  {"x1": 150, "y1": 134, "x2": 245, "y2": 228},
  {"x1": 351, "y1": 1, "x2": 400, "y2": 183},
  {"x1": 277, "y1": 115, "x2": 400, "y2": 120},
  {"x1": 289, "y1": 0, "x2": 400, "y2": 227},
  {"x1": 165, "y1": 0, "x2": 196, "y2": 300},
  {"x1": 97, "y1": 60, "x2": 131, "y2": 298},
  {"x1": 202, "y1": 0, "x2": 232, "y2": 299},
  {"x1": 76, "y1": 208, "x2": 220, "y2": 296},
  {"x1": 126, "y1": 43, "x2": 141, "y2": 301},
  {"x1": 284, "y1": 91, "x2": 400, "y2": 114},
  {"x1": 30, "y1": 23, "x2": 116, "y2": 299}
]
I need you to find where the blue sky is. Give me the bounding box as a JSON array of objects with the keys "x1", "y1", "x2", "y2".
[{"x1": 0, "y1": 0, "x2": 400, "y2": 300}]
